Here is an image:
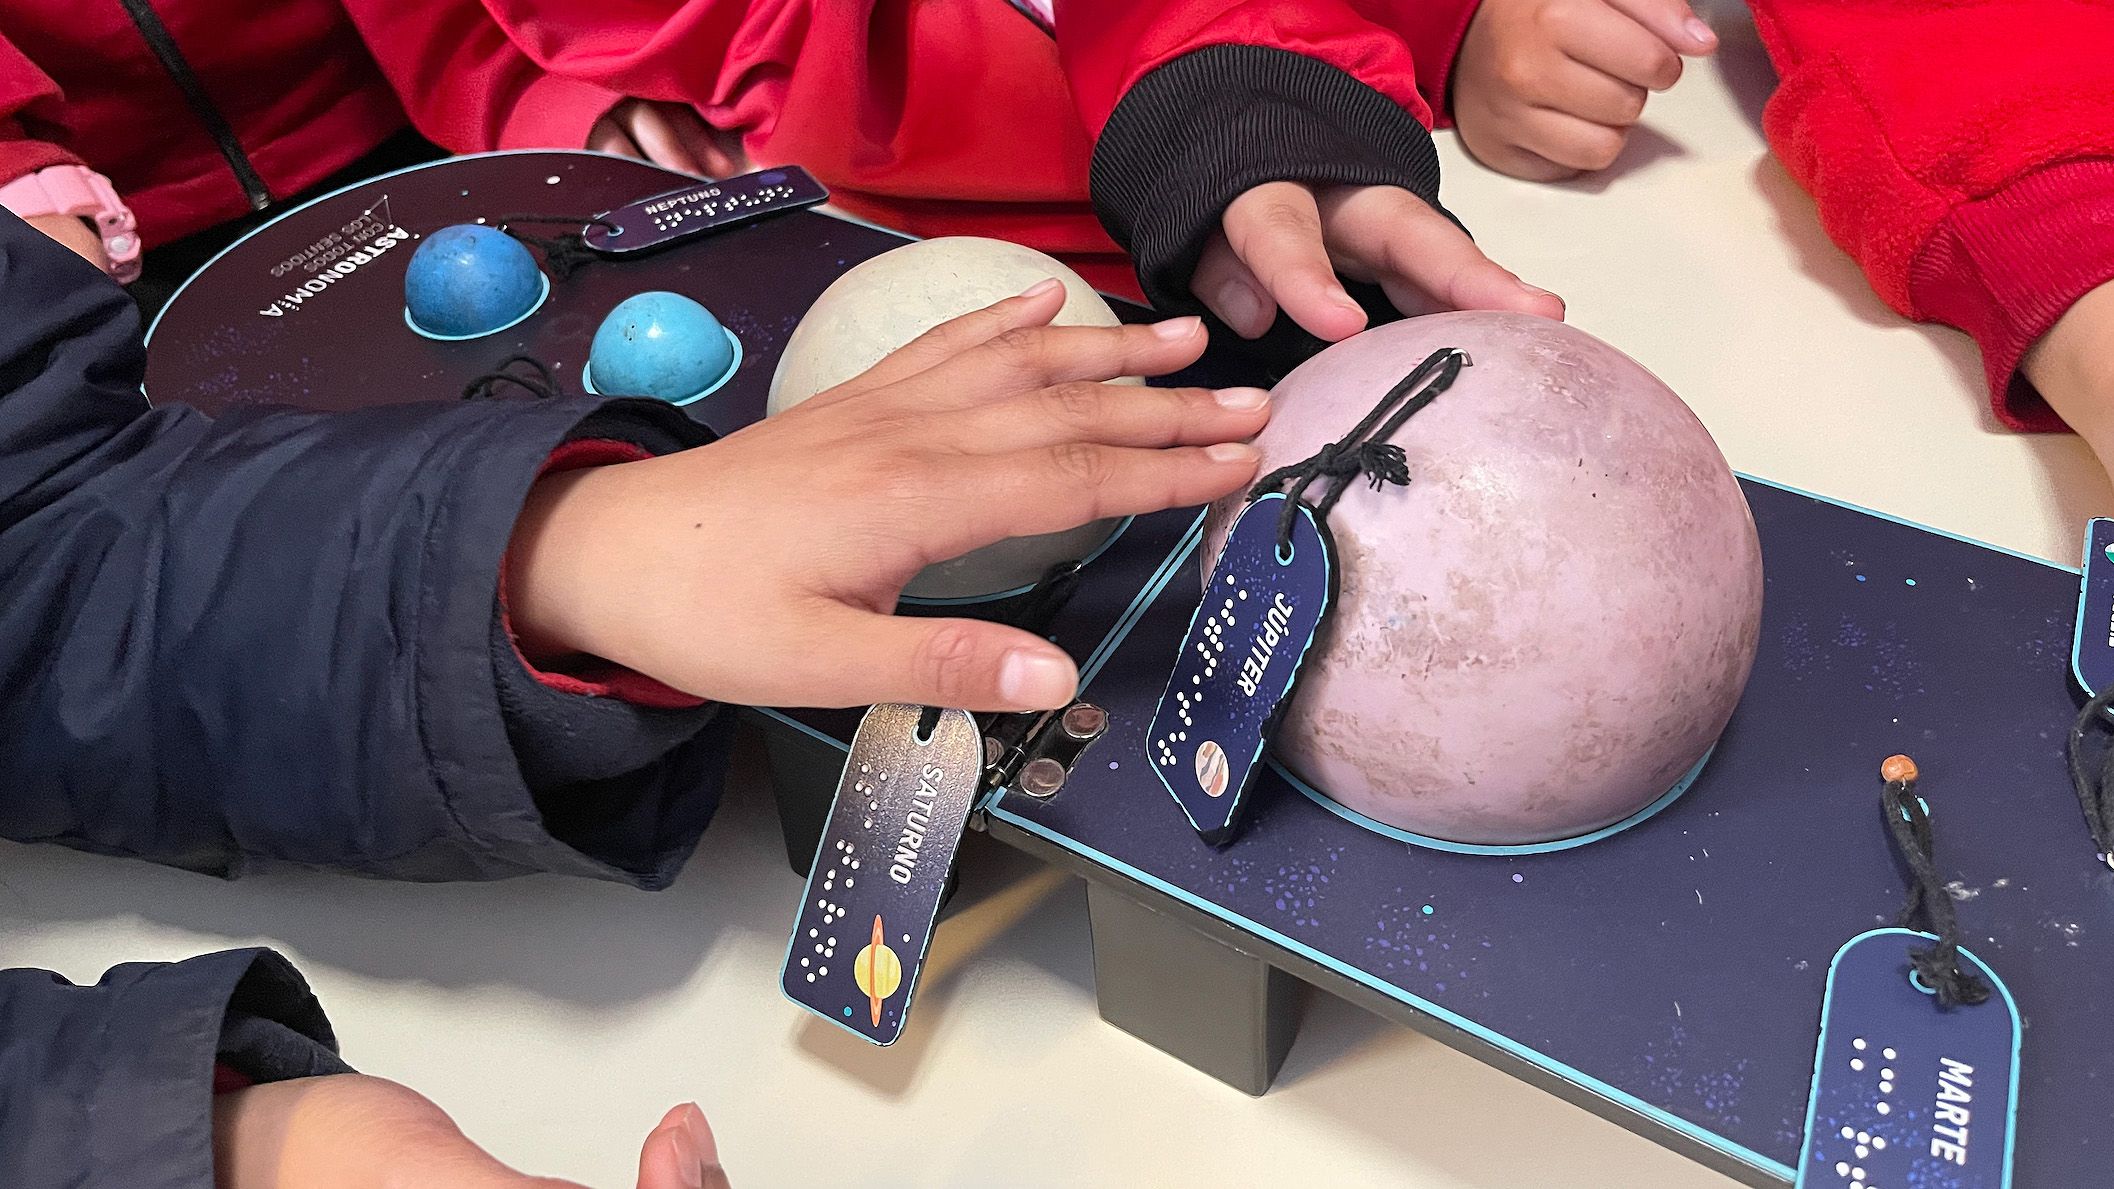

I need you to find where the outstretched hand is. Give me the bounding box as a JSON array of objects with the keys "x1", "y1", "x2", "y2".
[
  {"x1": 507, "y1": 282, "x2": 1269, "y2": 712},
  {"x1": 214, "y1": 1074, "x2": 727, "y2": 1188},
  {"x1": 1193, "y1": 181, "x2": 1567, "y2": 343}
]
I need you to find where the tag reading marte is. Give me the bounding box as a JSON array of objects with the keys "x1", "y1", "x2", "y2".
[
  {"x1": 780, "y1": 705, "x2": 981, "y2": 1046},
  {"x1": 1795, "y1": 929, "x2": 2019, "y2": 1189},
  {"x1": 1150, "y1": 493, "x2": 1335, "y2": 846}
]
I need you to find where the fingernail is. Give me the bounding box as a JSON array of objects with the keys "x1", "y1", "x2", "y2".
[
  {"x1": 1685, "y1": 16, "x2": 1716, "y2": 46},
  {"x1": 1330, "y1": 289, "x2": 1364, "y2": 313},
  {"x1": 1214, "y1": 387, "x2": 1269, "y2": 411},
  {"x1": 1205, "y1": 442, "x2": 1260, "y2": 464},
  {"x1": 664, "y1": 1119, "x2": 704, "y2": 1188},
  {"x1": 679, "y1": 1105, "x2": 717, "y2": 1189},
  {"x1": 1152, "y1": 316, "x2": 1203, "y2": 341},
  {"x1": 1019, "y1": 277, "x2": 1063, "y2": 299},
  {"x1": 1518, "y1": 280, "x2": 1558, "y2": 299},
  {"x1": 1212, "y1": 282, "x2": 1266, "y2": 334},
  {"x1": 999, "y1": 649, "x2": 1075, "y2": 708}
]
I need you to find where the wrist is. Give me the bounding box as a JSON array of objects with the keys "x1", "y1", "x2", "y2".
[
  {"x1": 507, "y1": 465, "x2": 624, "y2": 667},
  {"x1": 2022, "y1": 279, "x2": 2114, "y2": 450}
]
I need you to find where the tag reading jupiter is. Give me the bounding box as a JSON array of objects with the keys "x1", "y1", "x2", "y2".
[
  {"x1": 583, "y1": 166, "x2": 828, "y2": 255},
  {"x1": 1795, "y1": 929, "x2": 2020, "y2": 1189},
  {"x1": 781, "y1": 705, "x2": 981, "y2": 1046},
  {"x1": 1151, "y1": 493, "x2": 1335, "y2": 846}
]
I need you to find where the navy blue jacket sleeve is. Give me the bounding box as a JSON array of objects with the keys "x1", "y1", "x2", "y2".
[
  {"x1": 0, "y1": 211, "x2": 728, "y2": 888},
  {"x1": 0, "y1": 948, "x2": 349, "y2": 1189}
]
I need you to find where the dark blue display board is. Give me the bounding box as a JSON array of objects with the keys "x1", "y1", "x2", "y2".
[{"x1": 145, "y1": 151, "x2": 2111, "y2": 1186}]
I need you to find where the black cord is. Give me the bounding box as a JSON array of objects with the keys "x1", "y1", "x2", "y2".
[
  {"x1": 1878, "y1": 757, "x2": 1992, "y2": 1008},
  {"x1": 461, "y1": 355, "x2": 565, "y2": 402},
  {"x1": 1248, "y1": 347, "x2": 1468, "y2": 550},
  {"x1": 2065, "y1": 686, "x2": 2114, "y2": 866},
  {"x1": 496, "y1": 214, "x2": 620, "y2": 280}
]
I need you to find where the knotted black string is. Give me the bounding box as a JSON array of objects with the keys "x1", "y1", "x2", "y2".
[
  {"x1": 1879, "y1": 758, "x2": 1992, "y2": 1008},
  {"x1": 1248, "y1": 347, "x2": 1469, "y2": 550},
  {"x1": 461, "y1": 355, "x2": 565, "y2": 402},
  {"x1": 497, "y1": 213, "x2": 618, "y2": 281},
  {"x1": 2065, "y1": 686, "x2": 2114, "y2": 868}
]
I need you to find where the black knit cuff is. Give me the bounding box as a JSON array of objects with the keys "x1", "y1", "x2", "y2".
[{"x1": 1091, "y1": 44, "x2": 1455, "y2": 341}]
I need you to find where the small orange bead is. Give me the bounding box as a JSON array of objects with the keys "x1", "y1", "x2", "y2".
[{"x1": 1881, "y1": 754, "x2": 1919, "y2": 784}]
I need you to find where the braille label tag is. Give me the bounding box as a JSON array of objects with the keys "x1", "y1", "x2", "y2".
[
  {"x1": 780, "y1": 705, "x2": 981, "y2": 1046},
  {"x1": 1149, "y1": 493, "x2": 1335, "y2": 847},
  {"x1": 2070, "y1": 517, "x2": 2114, "y2": 697},
  {"x1": 1795, "y1": 929, "x2": 2019, "y2": 1189},
  {"x1": 585, "y1": 166, "x2": 828, "y2": 255}
]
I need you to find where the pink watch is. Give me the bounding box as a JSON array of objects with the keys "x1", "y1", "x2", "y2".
[{"x1": 0, "y1": 165, "x2": 142, "y2": 283}]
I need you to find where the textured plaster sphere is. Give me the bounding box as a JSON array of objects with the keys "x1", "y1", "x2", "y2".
[
  {"x1": 403, "y1": 224, "x2": 543, "y2": 338},
  {"x1": 1204, "y1": 312, "x2": 1763, "y2": 845},
  {"x1": 770, "y1": 237, "x2": 1131, "y2": 601},
  {"x1": 587, "y1": 290, "x2": 734, "y2": 403}
]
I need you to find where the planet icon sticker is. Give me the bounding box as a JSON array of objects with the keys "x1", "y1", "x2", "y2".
[
  {"x1": 852, "y1": 914, "x2": 903, "y2": 1027},
  {"x1": 1195, "y1": 740, "x2": 1231, "y2": 799}
]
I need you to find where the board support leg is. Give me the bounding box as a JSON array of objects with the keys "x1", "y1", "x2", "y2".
[
  {"x1": 1086, "y1": 881, "x2": 1301, "y2": 1095},
  {"x1": 752, "y1": 713, "x2": 843, "y2": 877}
]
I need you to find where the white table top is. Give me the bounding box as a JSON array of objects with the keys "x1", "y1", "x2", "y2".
[{"x1": 4, "y1": 5, "x2": 2106, "y2": 1186}]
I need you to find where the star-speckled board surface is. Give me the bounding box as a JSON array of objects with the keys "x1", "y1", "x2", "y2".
[{"x1": 145, "y1": 150, "x2": 2112, "y2": 1188}]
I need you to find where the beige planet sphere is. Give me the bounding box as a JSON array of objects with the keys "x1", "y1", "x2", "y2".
[{"x1": 769, "y1": 236, "x2": 1133, "y2": 601}]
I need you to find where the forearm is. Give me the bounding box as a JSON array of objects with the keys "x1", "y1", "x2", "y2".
[{"x1": 2024, "y1": 280, "x2": 2114, "y2": 459}]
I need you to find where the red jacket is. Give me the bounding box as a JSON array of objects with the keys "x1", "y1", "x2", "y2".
[
  {"x1": 1750, "y1": 0, "x2": 2114, "y2": 431},
  {"x1": 0, "y1": 0, "x2": 621, "y2": 247},
  {"x1": 484, "y1": 0, "x2": 2114, "y2": 427}
]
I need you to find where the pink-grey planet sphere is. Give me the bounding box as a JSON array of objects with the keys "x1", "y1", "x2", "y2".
[{"x1": 1204, "y1": 312, "x2": 1762, "y2": 846}]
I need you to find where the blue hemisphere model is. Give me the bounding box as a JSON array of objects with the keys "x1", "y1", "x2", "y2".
[
  {"x1": 403, "y1": 224, "x2": 548, "y2": 339},
  {"x1": 583, "y1": 291, "x2": 741, "y2": 406}
]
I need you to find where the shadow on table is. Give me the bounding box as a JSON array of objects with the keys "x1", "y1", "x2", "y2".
[
  {"x1": 0, "y1": 725, "x2": 808, "y2": 1008},
  {"x1": 1271, "y1": 992, "x2": 1741, "y2": 1187}
]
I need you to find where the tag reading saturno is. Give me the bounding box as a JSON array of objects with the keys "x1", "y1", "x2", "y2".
[
  {"x1": 780, "y1": 705, "x2": 981, "y2": 1046},
  {"x1": 1795, "y1": 929, "x2": 2019, "y2": 1189},
  {"x1": 2072, "y1": 517, "x2": 2114, "y2": 696},
  {"x1": 1150, "y1": 493, "x2": 1335, "y2": 846},
  {"x1": 583, "y1": 165, "x2": 828, "y2": 255}
]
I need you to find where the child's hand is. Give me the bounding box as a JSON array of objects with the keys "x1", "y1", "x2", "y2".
[
  {"x1": 24, "y1": 213, "x2": 109, "y2": 272},
  {"x1": 214, "y1": 1073, "x2": 727, "y2": 1188},
  {"x1": 507, "y1": 284, "x2": 1267, "y2": 711},
  {"x1": 1194, "y1": 181, "x2": 1566, "y2": 342},
  {"x1": 1452, "y1": 0, "x2": 1717, "y2": 182},
  {"x1": 588, "y1": 99, "x2": 750, "y2": 178}
]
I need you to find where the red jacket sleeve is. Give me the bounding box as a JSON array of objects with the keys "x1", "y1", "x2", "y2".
[
  {"x1": 333, "y1": 0, "x2": 625, "y2": 153},
  {"x1": 1751, "y1": 0, "x2": 2114, "y2": 431},
  {"x1": 0, "y1": 35, "x2": 84, "y2": 185}
]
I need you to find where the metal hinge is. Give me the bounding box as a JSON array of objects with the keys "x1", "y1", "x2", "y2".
[{"x1": 977, "y1": 702, "x2": 1109, "y2": 798}]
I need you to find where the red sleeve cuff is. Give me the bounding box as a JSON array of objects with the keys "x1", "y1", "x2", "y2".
[
  {"x1": 213, "y1": 1062, "x2": 254, "y2": 1095},
  {"x1": 1908, "y1": 158, "x2": 2114, "y2": 433},
  {"x1": 1390, "y1": 0, "x2": 1486, "y2": 126},
  {"x1": 501, "y1": 439, "x2": 707, "y2": 709},
  {"x1": 0, "y1": 137, "x2": 86, "y2": 187}
]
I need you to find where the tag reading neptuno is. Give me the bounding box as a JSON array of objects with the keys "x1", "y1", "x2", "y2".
[
  {"x1": 2072, "y1": 517, "x2": 2114, "y2": 696},
  {"x1": 1150, "y1": 493, "x2": 1334, "y2": 846},
  {"x1": 1795, "y1": 929, "x2": 2019, "y2": 1189},
  {"x1": 781, "y1": 704, "x2": 981, "y2": 1046},
  {"x1": 583, "y1": 166, "x2": 828, "y2": 255}
]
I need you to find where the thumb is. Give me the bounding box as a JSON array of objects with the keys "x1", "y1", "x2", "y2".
[
  {"x1": 824, "y1": 607, "x2": 1079, "y2": 712},
  {"x1": 1607, "y1": 0, "x2": 1718, "y2": 55},
  {"x1": 638, "y1": 1103, "x2": 732, "y2": 1189}
]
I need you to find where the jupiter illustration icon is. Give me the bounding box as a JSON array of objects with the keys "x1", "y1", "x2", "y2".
[{"x1": 1194, "y1": 740, "x2": 1231, "y2": 798}]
